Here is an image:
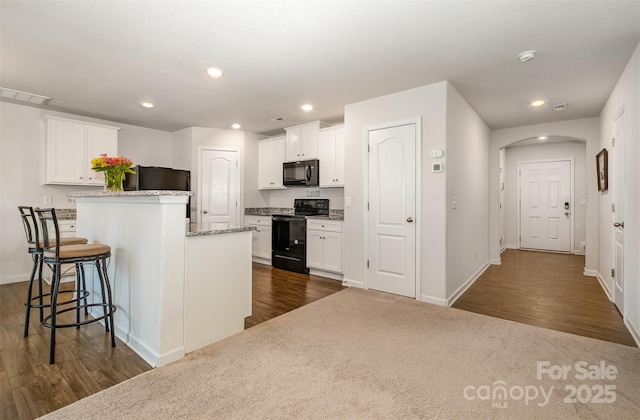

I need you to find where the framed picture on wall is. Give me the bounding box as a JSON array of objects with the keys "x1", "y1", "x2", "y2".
[{"x1": 596, "y1": 148, "x2": 608, "y2": 192}]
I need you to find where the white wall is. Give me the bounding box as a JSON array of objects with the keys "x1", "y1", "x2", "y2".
[
  {"x1": 504, "y1": 141, "x2": 587, "y2": 253},
  {"x1": 490, "y1": 118, "x2": 600, "y2": 272},
  {"x1": 598, "y1": 42, "x2": 640, "y2": 343},
  {"x1": 445, "y1": 85, "x2": 491, "y2": 301},
  {"x1": 343, "y1": 81, "x2": 448, "y2": 302},
  {"x1": 0, "y1": 102, "x2": 173, "y2": 284}
]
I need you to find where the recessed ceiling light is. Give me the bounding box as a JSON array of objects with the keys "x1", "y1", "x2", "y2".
[
  {"x1": 206, "y1": 67, "x2": 224, "y2": 78},
  {"x1": 231, "y1": 123, "x2": 241, "y2": 129},
  {"x1": 141, "y1": 101, "x2": 154, "y2": 108},
  {"x1": 538, "y1": 136, "x2": 548, "y2": 140},
  {"x1": 531, "y1": 99, "x2": 545, "y2": 108},
  {"x1": 519, "y1": 50, "x2": 537, "y2": 63},
  {"x1": 301, "y1": 104, "x2": 313, "y2": 112}
]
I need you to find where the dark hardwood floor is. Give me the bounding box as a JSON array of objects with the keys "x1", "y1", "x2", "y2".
[
  {"x1": 1, "y1": 263, "x2": 344, "y2": 419},
  {"x1": 452, "y1": 249, "x2": 637, "y2": 347},
  {"x1": 245, "y1": 264, "x2": 345, "y2": 328}
]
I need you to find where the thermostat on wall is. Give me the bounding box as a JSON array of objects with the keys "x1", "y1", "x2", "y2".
[
  {"x1": 432, "y1": 163, "x2": 443, "y2": 173},
  {"x1": 430, "y1": 149, "x2": 444, "y2": 158}
]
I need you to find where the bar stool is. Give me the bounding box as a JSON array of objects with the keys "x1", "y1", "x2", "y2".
[
  {"x1": 18, "y1": 206, "x2": 88, "y2": 337},
  {"x1": 34, "y1": 208, "x2": 116, "y2": 364}
]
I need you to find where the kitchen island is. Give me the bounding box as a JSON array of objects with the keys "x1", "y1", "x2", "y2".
[{"x1": 69, "y1": 191, "x2": 254, "y2": 367}]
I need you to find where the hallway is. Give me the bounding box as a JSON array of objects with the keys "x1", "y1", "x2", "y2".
[{"x1": 452, "y1": 249, "x2": 636, "y2": 347}]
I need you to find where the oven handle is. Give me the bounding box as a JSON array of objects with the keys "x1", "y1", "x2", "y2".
[
  {"x1": 272, "y1": 216, "x2": 304, "y2": 222},
  {"x1": 274, "y1": 255, "x2": 302, "y2": 262},
  {"x1": 306, "y1": 165, "x2": 312, "y2": 181}
]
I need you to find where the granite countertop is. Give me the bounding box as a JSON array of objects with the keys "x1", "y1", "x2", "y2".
[
  {"x1": 187, "y1": 223, "x2": 256, "y2": 237},
  {"x1": 245, "y1": 208, "x2": 344, "y2": 221},
  {"x1": 55, "y1": 209, "x2": 77, "y2": 220},
  {"x1": 245, "y1": 207, "x2": 294, "y2": 216},
  {"x1": 68, "y1": 190, "x2": 193, "y2": 198}
]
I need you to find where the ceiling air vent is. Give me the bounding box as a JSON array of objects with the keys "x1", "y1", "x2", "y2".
[
  {"x1": 553, "y1": 103, "x2": 567, "y2": 112},
  {"x1": 267, "y1": 117, "x2": 287, "y2": 122},
  {"x1": 0, "y1": 87, "x2": 51, "y2": 105}
]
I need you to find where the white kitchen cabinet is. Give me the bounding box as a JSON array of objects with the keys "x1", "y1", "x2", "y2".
[
  {"x1": 284, "y1": 121, "x2": 328, "y2": 162},
  {"x1": 46, "y1": 116, "x2": 119, "y2": 186},
  {"x1": 258, "y1": 137, "x2": 285, "y2": 189},
  {"x1": 306, "y1": 219, "x2": 342, "y2": 273},
  {"x1": 318, "y1": 125, "x2": 345, "y2": 187},
  {"x1": 246, "y1": 215, "x2": 272, "y2": 262}
]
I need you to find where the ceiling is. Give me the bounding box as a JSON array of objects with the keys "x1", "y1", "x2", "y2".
[{"x1": 1, "y1": 1, "x2": 639, "y2": 136}]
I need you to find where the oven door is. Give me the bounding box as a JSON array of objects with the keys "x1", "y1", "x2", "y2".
[{"x1": 272, "y1": 216, "x2": 308, "y2": 273}]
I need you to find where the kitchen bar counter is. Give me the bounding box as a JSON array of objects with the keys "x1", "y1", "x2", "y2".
[
  {"x1": 68, "y1": 191, "x2": 252, "y2": 367},
  {"x1": 187, "y1": 223, "x2": 255, "y2": 237}
]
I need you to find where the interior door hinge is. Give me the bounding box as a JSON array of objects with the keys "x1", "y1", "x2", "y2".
[
  {"x1": 611, "y1": 268, "x2": 615, "y2": 278},
  {"x1": 612, "y1": 137, "x2": 616, "y2": 147},
  {"x1": 612, "y1": 203, "x2": 615, "y2": 212},
  {"x1": 367, "y1": 202, "x2": 370, "y2": 210},
  {"x1": 368, "y1": 145, "x2": 371, "y2": 152},
  {"x1": 367, "y1": 260, "x2": 370, "y2": 268}
]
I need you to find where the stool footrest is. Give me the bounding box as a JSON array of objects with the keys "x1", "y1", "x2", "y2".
[
  {"x1": 43, "y1": 304, "x2": 117, "y2": 329},
  {"x1": 26, "y1": 289, "x2": 90, "y2": 309}
]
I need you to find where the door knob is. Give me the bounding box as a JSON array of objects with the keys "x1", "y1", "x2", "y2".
[
  {"x1": 203, "y1": 210, "x2": 208, "y2": 214},
  {"x1": 564, "y1": 212, "x2": 570, "y2": 217},
  {"x1": 407, "y1": 217, "x2": 414, "y2": 223},
  {"x1": 614, "y1": 222, "x2": 624, "y2": 228}
]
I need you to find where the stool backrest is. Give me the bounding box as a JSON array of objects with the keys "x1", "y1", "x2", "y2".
[
  {"x1": 33, "y1": 208, "x2": 61, "y2": 259},
  {"x1": 18, "y1": 206, "x2": 40, "y2": 252}
]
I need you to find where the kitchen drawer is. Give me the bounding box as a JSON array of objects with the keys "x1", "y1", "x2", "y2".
[
  {"x1": 58, "y1": 220, "x2": 77, "y2": 232},
  {"x1": 307, "y1": 219, "x2": 342, "y2": 232},
  {"x1": 246, "y1": 215, "x2": 272, "y2": 226}
]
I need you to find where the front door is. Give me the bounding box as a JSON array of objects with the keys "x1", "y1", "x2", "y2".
[
  {"x1": 613, "y1": 111, "x2": 626, "y2": 312},
  {"x1": 199, "y1": 149, "x2": 239, "y2": 225},
  {"x1": 520, "y1": 160, "x2": 571, "y2": 252},
  {"x1": 367, "y1": 123, "x2": 416, "y2": 298}
]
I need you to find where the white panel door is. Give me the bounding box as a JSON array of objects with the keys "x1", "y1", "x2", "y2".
[
  {"x1": 200, "y1": 149, "x2": 238, "y2": 225},
  {"x1": 520, "y1": 161, "x2": 571, "y2": 252},
  {"x1": 613, "y1": 111, "x2": 625, "y2": 312},
  {"x1": 367, "y1": 124, "x2": 416, "y2": 298}
]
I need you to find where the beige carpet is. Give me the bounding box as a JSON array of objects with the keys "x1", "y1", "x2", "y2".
[{"x1": 42, "y1": 288, "x2": 640, "y2": 419}]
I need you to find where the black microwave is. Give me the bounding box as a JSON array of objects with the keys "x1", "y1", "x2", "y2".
[{"x1": 283, "y1": 159, "x2": 319, "y2": 187}]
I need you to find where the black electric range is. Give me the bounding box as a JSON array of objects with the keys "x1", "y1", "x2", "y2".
[{"x1": 271, "y1": 199, "x2": 329, "y2": 274}]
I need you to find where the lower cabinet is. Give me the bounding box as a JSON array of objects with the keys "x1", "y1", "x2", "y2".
[
  {"x1": 306, "y1": 219, "x2": 342, "y2": 273},
  {"x1": 246, "y1": 216, "x2": 272, "y2": 261}
]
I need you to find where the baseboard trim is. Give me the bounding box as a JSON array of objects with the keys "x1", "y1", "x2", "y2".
[
  {"x1": 419, "y1": 294, "x2": 447, "y2": 306},
  {"x1": 309, "y1": 269, "x2": 343, "y2": 281},
  {"x1": 447, "y1": 261, "x2": 490, "y2": 306},
  {"x1": 593, "y1": 271, "x2": 613, "y2": 301},
  {"x1": 624, "y1": 318, "x2": 640, "y2": 347},
  {"x1": 127, "y1": 332, "x2": 184, "y2": 368},
  {"x1": 573, "y1": 250, "x2": 585, "y2": 255},
  {"x1": 251, "y1": 257, "x2": 271, "y2": 266},
  {"x1": 490, "y1": 258, "x2": 501, "y2": 265},
  {"x1": 0, "y1": 274, "x2": 29, "y2": 285},
  {"x1": 342, "y1": 278, "x2": 364, "y2": 288},
  {"x1": 583, "y1": 269, "x2": 598, "y2": 277},
  {"x1": 505, "y1": 244, "x2": 519, "y2": 250}
]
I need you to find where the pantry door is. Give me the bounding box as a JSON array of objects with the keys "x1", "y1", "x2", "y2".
[
  {"x1": 519, "y1": 160, "x2": 572, "y2": 252},
  {"x1": 367, "y1": 122, "x2": 418, "y2": 298},
  {"x1": 199, "y1": 149, "x2": 239, "y2": 225}
]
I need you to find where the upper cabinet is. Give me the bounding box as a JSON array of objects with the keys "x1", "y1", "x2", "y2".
[
  {"x1": 318, "y1": 125, "x2": 345, "y2": 187},
  {"x1": 258, "y1": 137, "x2": 286, "y2": 189},
  {"x1": 46, "y1": 117, "x2": 119, "y2": 185},
  {"x1": 284, "y1": 121, "x2": 328, "y2": 162}
]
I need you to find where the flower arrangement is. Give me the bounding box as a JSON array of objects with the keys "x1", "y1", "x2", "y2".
[{"x1": 91, "y1": 154, "x2": 136, "y2": 192}]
